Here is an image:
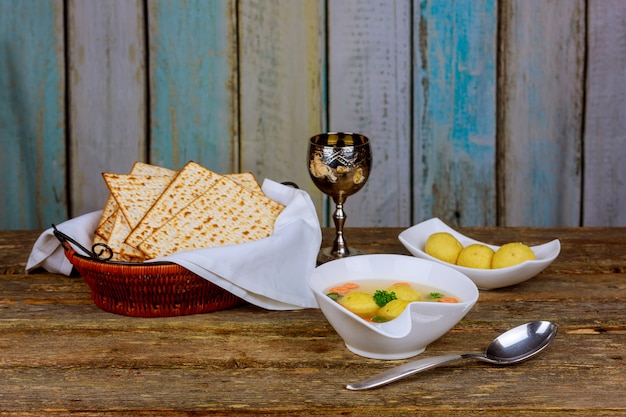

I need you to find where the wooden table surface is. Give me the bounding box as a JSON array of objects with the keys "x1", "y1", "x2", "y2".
[{"x1": 1, "y1": 227, "x2": 625, "y2": 416}]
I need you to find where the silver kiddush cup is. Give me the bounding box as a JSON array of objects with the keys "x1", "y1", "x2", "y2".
[{"x1": 308, "y1": 132, "x2": 372, "y2": 264}]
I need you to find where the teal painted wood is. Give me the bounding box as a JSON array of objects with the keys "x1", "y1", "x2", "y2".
[
  {"x1": 413, "y1": 0, "x2": 497, "y2": 227},
  {"x1": 498, "y1": 0, "x2": 585, "y2": 226},
  {"x1": 148, "y1": 0, "x2": 237, "y2": 172},
  {"x1": 2, "y1": 0, "x2": 626, "y2": 231},
  {"x1": 0, "y1": 0, "x2": 66, "y2": 230}
]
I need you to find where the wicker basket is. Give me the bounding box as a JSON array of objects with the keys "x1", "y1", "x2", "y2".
[{"x1": 56, "y1": 231, "x2": 245, "y2": 317}]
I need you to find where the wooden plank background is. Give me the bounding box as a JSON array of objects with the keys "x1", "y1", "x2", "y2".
[
  {"x1": 583, "y1": 0, "x2": 626, "y2": 226},
  {"x1": 413, "y1": 0, "x2": 497, "y2": 227},
  {"x1": 1, "y1": 0, "x2": 625, "y2": 230},
  {"x1": 69, "y1": 0, "x2": 147, "y2": 215},
  {"x1": 239, "y1": 0, "x2": 325, "y2": 214},
  {"x1": 0, "y1": 0, "x2": 66, "y2": 228},
  {"x1": 499, "y1": 0, "x2": 585, "y2": 227},
  {"x1": 328, "y1": 0, "x2": 412, "y2": 227}
]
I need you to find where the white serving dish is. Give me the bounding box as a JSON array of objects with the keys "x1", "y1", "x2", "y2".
[
  {"x1": 309, "y1": 254, "x2": 478, "y2": 360},
  {"x1": 398, "y1": 217, "x2": 561, "y2": 290}
]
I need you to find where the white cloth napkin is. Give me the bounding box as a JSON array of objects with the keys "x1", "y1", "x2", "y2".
[
  {"x1": 26, "y1": 210, "x2": 103, "y2": 276},
  {"x1": 26, "y1": 179, "x2": 322, "y2": 310}
]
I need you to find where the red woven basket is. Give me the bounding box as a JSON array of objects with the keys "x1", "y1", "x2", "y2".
[{"x1": 55, "y1": 230, "x2": 245, "y2": 317}]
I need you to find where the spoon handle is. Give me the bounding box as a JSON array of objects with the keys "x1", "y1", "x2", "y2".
[{"x1": 346, "y1": 354, "x2": 464, "y2": 390}]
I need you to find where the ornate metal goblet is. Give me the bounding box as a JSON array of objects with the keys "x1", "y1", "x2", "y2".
[{"x1": 308, "y1": 132, "x2": 372, "y2": 264}]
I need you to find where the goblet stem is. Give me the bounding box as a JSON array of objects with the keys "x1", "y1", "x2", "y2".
[
  {"x1": 317, "y1": 198, "x2": 363, "y2": 264},
  {"x1": 331, "y1": 202, "x2": 349, "y2": 257}
]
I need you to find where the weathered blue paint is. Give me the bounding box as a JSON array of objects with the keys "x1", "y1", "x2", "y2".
[
  {"x1": 413, "y1": 0, "x2": 497, "y2": 227},
  {"x1": 0, "y1": 0, "x2": 621, "y2": 230},
  {"x1": 148, "y1": 0, "x2": 236, "y2": 172},
  {"x1": 0, "y1": 0, "x2": 66, "y2": 230}
]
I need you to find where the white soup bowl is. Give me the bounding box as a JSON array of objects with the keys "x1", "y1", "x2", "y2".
[{"x1": 309, "y1": 254, "x2": 478, "y2": 360}]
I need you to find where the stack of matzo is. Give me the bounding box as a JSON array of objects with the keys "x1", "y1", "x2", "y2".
[{"x1": 93, "y1": 161, "x2": 284, "y2": 261}]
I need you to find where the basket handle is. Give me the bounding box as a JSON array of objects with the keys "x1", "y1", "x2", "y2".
[
  {"x1": 52, "y1": 225, "x2": 114, "y2": 261},
  {"x1": 281, "y1": 181, "x2": 299, "y2": 189}
]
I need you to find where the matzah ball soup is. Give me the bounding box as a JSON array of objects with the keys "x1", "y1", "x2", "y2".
[{"x1": 325, "y1": 280, "x2": 459, "y2": 323}]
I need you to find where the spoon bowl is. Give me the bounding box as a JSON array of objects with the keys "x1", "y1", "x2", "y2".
[
  {"x1": 482, "y1": 320, "x2": 557, "y2": 364},
  {"x1": 346, "y1": 321, "x2": 558, "y2": 390}
]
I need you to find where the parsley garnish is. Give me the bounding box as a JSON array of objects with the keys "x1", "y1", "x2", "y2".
[
  {"x1": 373, "y1": 290, "x2": 397, "y2": 307},
  {"x1": 327, "y1": 292, "x2": 341, "y2": 301}
]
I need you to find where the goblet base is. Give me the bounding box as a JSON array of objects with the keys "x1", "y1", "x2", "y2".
[{"x1": 316, "y1": 246, "x2": 366, "y2": 265}]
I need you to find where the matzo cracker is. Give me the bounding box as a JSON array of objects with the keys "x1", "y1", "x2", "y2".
[
  {"x1": 95, "y1": 162, "x2": 176, "y2": 241},
  {"x1": 125, "y1": 161, "x2": 223, "y2": 247},
  {"x1": 138, "y1": 176, "x2": 284, "y2": 258}
]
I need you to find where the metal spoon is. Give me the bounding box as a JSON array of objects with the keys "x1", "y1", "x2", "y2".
[{"x1": 346, "y1": 320, "x2": 557, "y2": 390}]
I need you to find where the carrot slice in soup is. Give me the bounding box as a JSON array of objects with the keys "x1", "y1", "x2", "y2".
[
  {"x1": 437, "y1": 297, "x2": 459, "y2": 303},
  {"x1": 329, "y1": 286, "x2": 350, "y2": 295}
]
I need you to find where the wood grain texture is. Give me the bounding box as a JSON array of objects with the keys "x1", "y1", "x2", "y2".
[
  {"x1": 583, "y1": 0, "x2": 626, "y2": 226},
  {"x1": 2, "y1": 228, "x2": 626, "y2": 415},
  {"x1": 68, "y1": 0, "x2": 147, "y2": 217},
  {"x1": 498, "y1": 0, "x2": 585, "y2": 226},
  {"x1": 328, "y1": 0, "x2": 412, "y2": 227},
  {"x1": 238, "y1": 0, "x2": 325, "y2": 217},
  {"x1": 0, "y1": 0, "x2": 66, "y2": 230},
  {"x1": 148, "y1": 0, "x2": 237, "y2": 172},
  {"x1": 413, "y1": 0, "x2": 497, "y2": 227},
  {"x1": 3, "y1": 1, "x2": 626, "y2": 231}
]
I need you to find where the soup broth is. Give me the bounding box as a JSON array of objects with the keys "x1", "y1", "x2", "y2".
[{"x1": 325, "y1": 279, "x2": 460, "y2": 323}]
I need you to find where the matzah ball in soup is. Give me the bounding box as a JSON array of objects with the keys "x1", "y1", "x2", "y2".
[{"x1": 326, "y1": 280, "x2": 459, "y2": 323}]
